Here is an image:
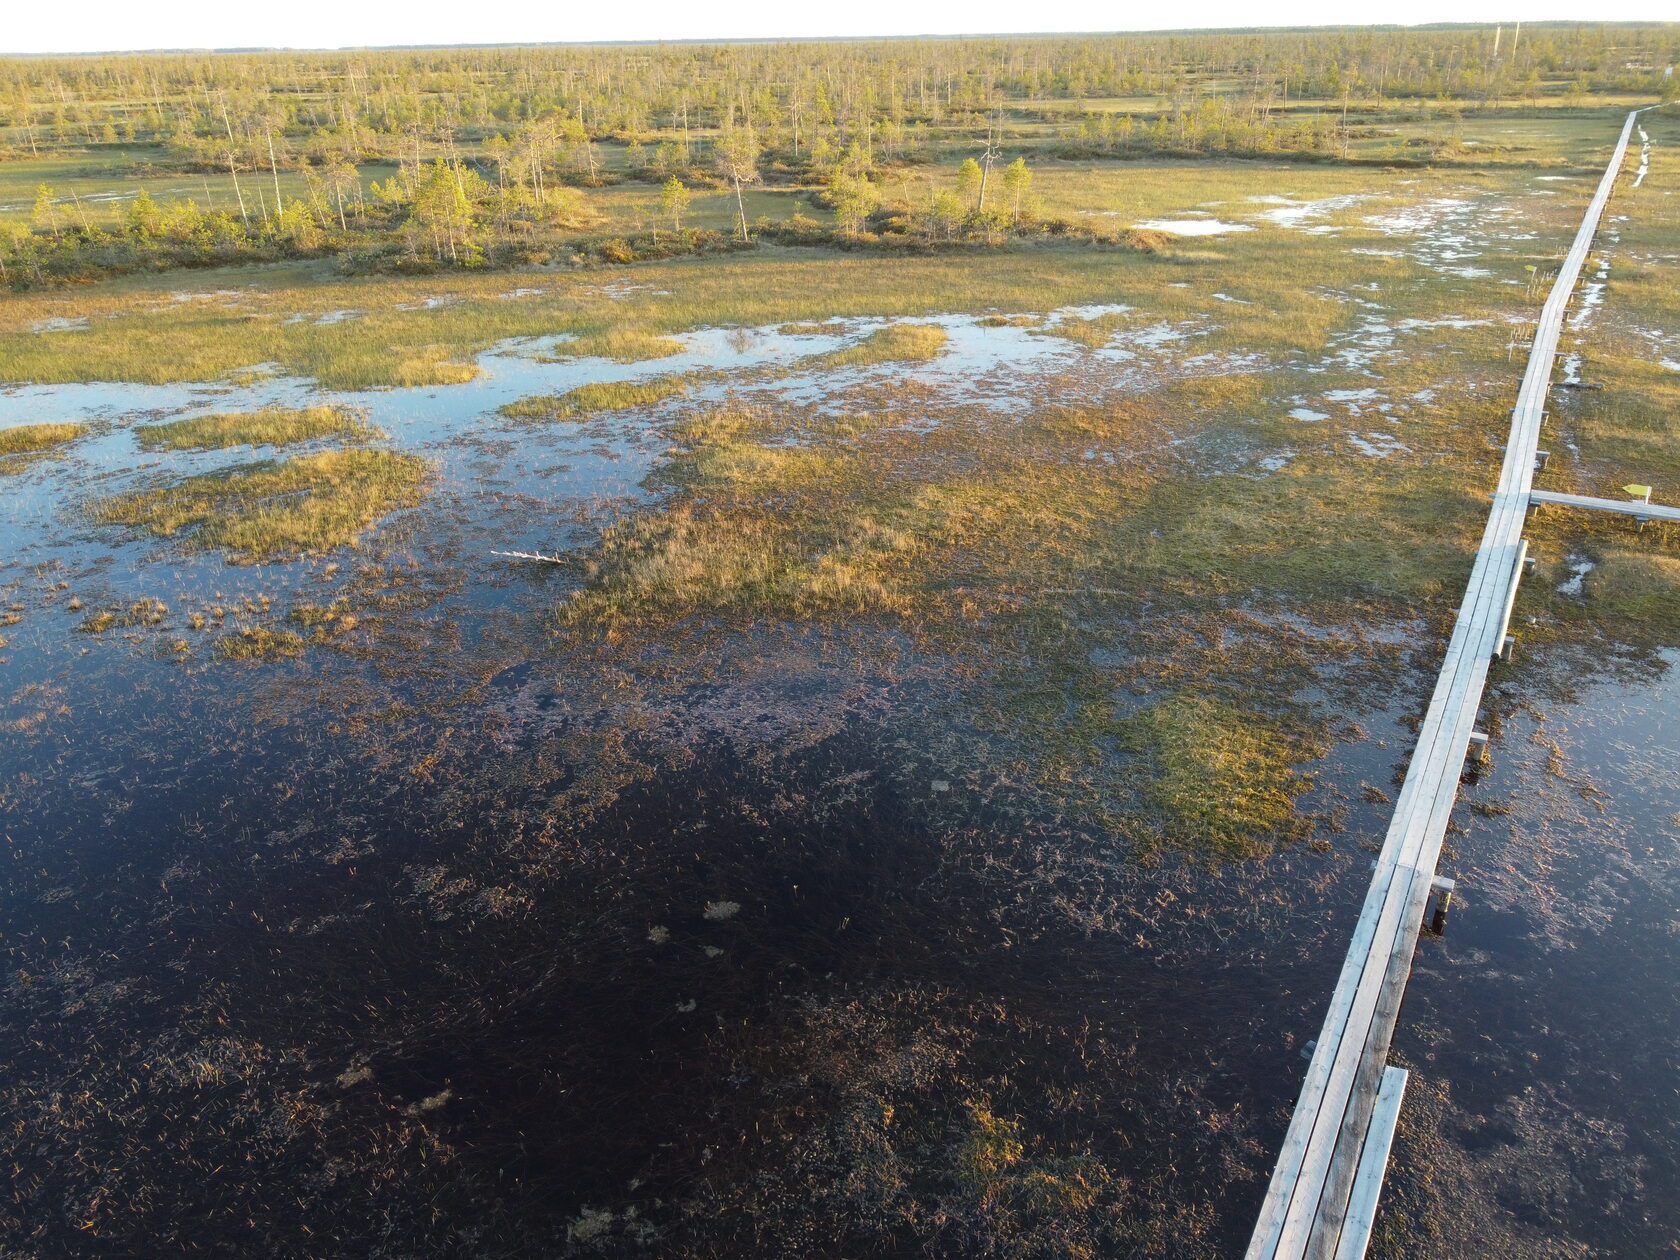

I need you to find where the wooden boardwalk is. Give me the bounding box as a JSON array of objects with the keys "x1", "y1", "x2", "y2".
[
  {"x1": 1529, "y1": 488, "x2": 1680, "y2": 525},
  {"x1": 1244, "y1": 107, "x2": 1653, "y2": 1260}
]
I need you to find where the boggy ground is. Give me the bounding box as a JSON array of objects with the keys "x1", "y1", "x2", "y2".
[{"x1": 2, "y1": 113, "x2": 1679, "y2": 1258}]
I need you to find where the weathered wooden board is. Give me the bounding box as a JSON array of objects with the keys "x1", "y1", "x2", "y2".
[
  {"x1": 1330, "y1": 1067, "x2": 1409, "y2": 1260},
  {"x1": 1529, "y1": 488, "x2": 1680, "y2": 524}
]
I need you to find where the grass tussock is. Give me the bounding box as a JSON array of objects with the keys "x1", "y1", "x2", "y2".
[
  {"x1": 499, "y1": 376, "x2": 689, "y2": 420},
  {"x1": 0, "y1": 422, "x2": 87, "y2": 473},
  {"x1": 386, "y1": 349, "x2": 479, "y2": 387},
  {"x1": 543, "y1": 330, "x2": 685, "y2": 363},
  {"x1": 1122, "y1": 227, "x2": 1176, "y2": 253},
  {"x1": 90, "y1": 449, "x2": 429, "y2": 562},
  {"x1": 812, "y1": 323, "x2": 949, "y2": 368},
  {"x1": 134, "y1": 406, "x2": 375, "y2": 452}
]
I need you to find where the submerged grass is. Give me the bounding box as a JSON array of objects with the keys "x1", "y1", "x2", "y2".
[
  {"x1": 498, "y1": 376, "x2": 690, "y2": 420},
  {"x1": 89, "y1": 449, "x2": 429, "y2": 562},
  {"x1": 561, "y1": 384, "x2": 1427, "y2": 851},
  {"x1": 134, "y1": 405, "x2": 375, "y2": 451}
]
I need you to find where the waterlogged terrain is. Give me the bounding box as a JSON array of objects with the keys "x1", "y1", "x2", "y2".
[{"x1": 3, "y1": 112, "x2": 1679, "y2": 1258}]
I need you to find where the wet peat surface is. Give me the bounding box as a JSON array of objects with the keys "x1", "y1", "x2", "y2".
[{"x1": 4, "y1": 209, "x2": 1680, "y2": 1257}]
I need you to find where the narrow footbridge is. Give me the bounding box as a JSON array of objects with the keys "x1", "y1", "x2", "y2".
[{"x1": 1245, "y1": 107, "x2": 1659, "y2": 1260}]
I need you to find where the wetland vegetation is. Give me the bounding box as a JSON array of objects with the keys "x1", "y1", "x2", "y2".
[
  {"x1": 0, "y1": 419, "x2": 84, "y2": 471},
  {"x1": 132, "y1": 403, "x2": 375, "y2": 451},
  {"x1": 89, "y1": 448, "x2": 430, "y2": 559},
  {"x1": 1, "y1": 24, "x2": 1679, "y2": 1260}
]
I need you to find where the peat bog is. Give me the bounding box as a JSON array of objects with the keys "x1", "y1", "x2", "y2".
[{"x1": 2, "y1": 32, "x2": 1679, "y2": 1259}]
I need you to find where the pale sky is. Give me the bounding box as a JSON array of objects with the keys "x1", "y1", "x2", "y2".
[{"x1": 4, "y1": 0, "x2": 1674, "y2": 56}]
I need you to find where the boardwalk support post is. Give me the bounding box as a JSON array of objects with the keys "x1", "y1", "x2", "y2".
[
  {"x1": 1424, "y1": 876, "x2": 1456, "y2": 936},
  {"x1": 1466, "y1": 731, "x2": 1490, "y2": 766}
]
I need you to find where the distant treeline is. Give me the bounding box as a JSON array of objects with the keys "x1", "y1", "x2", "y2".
[
  {"x1": 1, "y1": 146, "x2": 1163, "y2": 288},
  {"x1": 1, "y1": 27, "x2": 1676, "y2": 287},
  {"x1": 2, "y1": 26, "x2": 1676, "y2": 165}
]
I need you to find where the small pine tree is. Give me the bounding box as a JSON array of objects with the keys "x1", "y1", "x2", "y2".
[
  {"x1": 30, "y1": 184, "x2": 60, "y2": 238},
  {"x1": 659, "y1": 177, "x2": 692, "y2": 233},
  {"x1": 1000, "y1": 157, "x2": 1031, "y2": 221}
]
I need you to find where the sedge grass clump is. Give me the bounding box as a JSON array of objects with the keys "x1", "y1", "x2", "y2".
[
  {"x1": 215, "y1": 626, "x2": 306, "y2": 660},
  {"x1": 563, "y1": 402, "x2": 916, "y2": 622},
  {"x1": 288, "y1": 600, "x2": 361, "y2": 642},
  {"x1": 498, "y1": 376, "x2": 689, "y2": 420},
  {"x1": 1121, "y1": 692, "x2": 1313, "y2": 857},
  {"x1": 680, "y1": 440, "x2": 836, "y2": 492},
  {"x1": 90, "y1": 449, "x2": 429, "y2": 562},
  {"x1": 134, "y1": 406, "x2": 375, "y2": 452},
  {"x1": 0, "y1": 422, "x2": 86, "y2": 473},
  {"x1": 382, "y1": 347, "x2": 480, "y2": 387},
  {"x1": 811, "y1": 323, "x2": 949, "y2": 368},
  {"x1": 1039, "y1": 311, "x2": 1134, "y2": 350},
  {"x1": 77, "y1": 598, "x2": 168, "y2": 634}
]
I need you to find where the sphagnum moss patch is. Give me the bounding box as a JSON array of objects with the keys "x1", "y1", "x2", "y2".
[
  {"x1": 1120, "y1": 693, "x2": 1319, "y2": 857},
  {"x1": 90, "y1": 449, "x2": 430, "y2": 562}
]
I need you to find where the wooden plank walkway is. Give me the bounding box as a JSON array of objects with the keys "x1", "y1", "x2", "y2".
[
  {"x1": 1529, "y1": 488, "x2": 1680, "y2": 524},
  {"x1": 1244, "y1": 107, "x2": 1653, "y2": 1260}
]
